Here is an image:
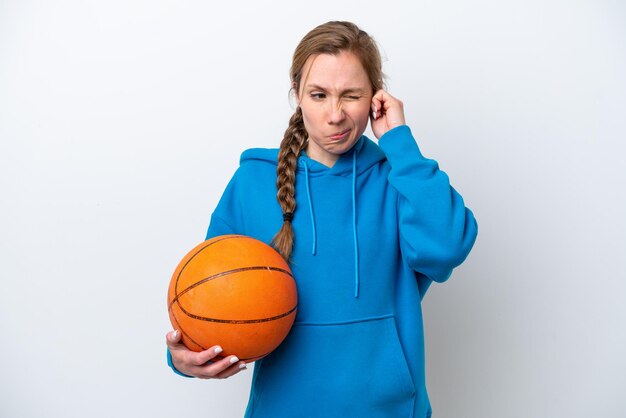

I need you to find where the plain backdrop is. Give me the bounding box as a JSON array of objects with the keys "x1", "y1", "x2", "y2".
[{"x1": 1, "y1": 1, "x2": 624, "y2": 417}]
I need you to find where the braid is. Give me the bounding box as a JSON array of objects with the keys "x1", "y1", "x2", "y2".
[
  {"x1": 271, "y1": 107, "x2": 308, "y2": 261},
  {"x1": 272, "y1": 21, "x2": 383, "y2": 260}
]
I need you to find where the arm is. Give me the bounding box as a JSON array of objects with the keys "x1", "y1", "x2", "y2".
[
  {"x1": 370, "y1": 90, "x2": 477, "y2": 291},
  {"x1": 378, "y1": 125, "x2": 478, "y2": 285}
]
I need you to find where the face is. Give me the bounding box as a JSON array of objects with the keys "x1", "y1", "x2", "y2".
[{"x1": 296, "y1": 51, "x2": 373, "y2": 167}]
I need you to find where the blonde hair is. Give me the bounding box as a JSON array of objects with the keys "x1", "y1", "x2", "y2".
[{"x1": 271, "y1": 21, "x2": 384, "y2": 261}]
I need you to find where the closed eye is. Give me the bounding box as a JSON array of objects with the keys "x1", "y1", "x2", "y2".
[{"x1": 310, "y1": 93, "x2": 326, "y2": 100}]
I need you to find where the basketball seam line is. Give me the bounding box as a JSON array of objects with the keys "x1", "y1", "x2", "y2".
[
  {"x1": 170, "y1": 265, "x2": 294, "y2": 309},
  {"x1": 178, "y1": 304, "x2": 298, "y2": 324},
  {"x1": 174, "y1": 235, "x2": 243, "y2": 301}
]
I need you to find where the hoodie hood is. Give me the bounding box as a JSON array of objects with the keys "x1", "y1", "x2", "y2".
[{"x1": 239, "y1": 135, "x2": 387, "y2": 176}]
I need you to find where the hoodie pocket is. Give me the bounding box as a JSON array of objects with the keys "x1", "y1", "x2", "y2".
[{"x1": 248, "y1": 316, "x2": 416, "y2": 418}]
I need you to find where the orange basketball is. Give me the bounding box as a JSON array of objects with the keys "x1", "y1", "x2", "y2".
[{"x1": 167, "y1": 234, "x2": 298, "y2": 363}]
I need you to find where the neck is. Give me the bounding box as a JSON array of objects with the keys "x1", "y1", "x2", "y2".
[{"x1": 304, "y1": 145, "x2": 338, "y2": 168}]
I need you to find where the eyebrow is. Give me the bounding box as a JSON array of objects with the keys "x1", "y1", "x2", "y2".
[{"x1": 305, "y1": 84, "x2": 368, "y2": 94}]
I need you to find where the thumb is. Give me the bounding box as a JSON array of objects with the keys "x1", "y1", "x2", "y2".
[{"x1": 166, "y1": 329, "x2": 183, "y2": 349}]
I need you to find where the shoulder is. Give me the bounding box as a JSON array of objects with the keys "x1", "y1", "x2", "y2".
[
  {"x1": 225, "y1": 147, "x2": 279, "y2": 189},
  {"x1": 240, "y1": 147, "x2": 279, "y2": 166},
  {"x1": 224, "y1": 148, "x2": 278, "y2": 180}
]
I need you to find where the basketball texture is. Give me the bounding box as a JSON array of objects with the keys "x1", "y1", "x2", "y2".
[{"x1": 167, "y1": 234, "x2": 298, "y2": 363}]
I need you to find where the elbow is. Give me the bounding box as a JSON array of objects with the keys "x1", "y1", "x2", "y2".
[
  {"x1": 410, "y1": 211, "x2": 478, "y2": 283},
  {"x1": 445, "y1": 208, "x2": 479, "y2": 273},
  {"x1": 441, "y1": 210, "x2": 478, "y2": 281}
]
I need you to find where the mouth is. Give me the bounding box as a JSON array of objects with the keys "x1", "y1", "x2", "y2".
[{"x1": 328, "y1": 129, "x2": 351, "y2": 140}]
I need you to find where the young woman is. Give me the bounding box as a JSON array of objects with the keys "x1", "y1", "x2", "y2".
[{"x1": 166, "y1": 21, "x2": 478, "y2": 418}]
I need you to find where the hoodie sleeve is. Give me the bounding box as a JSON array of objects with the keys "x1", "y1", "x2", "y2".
[
  {"x1": 377, "y1": 125, "x2": 478, "y2": 285},
  {"x1": 205, "y1": 169, "x2": 246, "y2": 240},
  {"x1": 206, "y1": 214, "x2": 237, "y2": 240}
]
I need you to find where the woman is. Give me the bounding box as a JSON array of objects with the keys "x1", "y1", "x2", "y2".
[{"x1": 166, "y1": 21, "x2": 478, "y2": 418}]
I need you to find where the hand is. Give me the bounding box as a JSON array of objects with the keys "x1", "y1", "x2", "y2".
[
  {"x1": 166, "y1": 330, "x2": 247, "y2": 379},
  {"x1": 370, "y1": 90, "x2": 406, "y2": 139}
]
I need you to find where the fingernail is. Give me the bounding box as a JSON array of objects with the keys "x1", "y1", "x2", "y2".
[
  {"x1": 214, "y1": 346, "x2": 223, "y2": 354},
  {"x1": 172, "y1": 330, "x2": 178, "y2": 339},
  {"x1": 372, "y1": 110, "x2": 377, "y2": 119},
  {"x1": 229, "y1": 356, "x2": 239, "y2": 364},
  {"x1": 238, "y1": 362, "x2": 247, "y2": 369}
]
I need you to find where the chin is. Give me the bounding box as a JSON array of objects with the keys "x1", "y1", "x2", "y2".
[
  {"x1": 339, "y1": 137, "x2": 361, "y2": 154},
  {"x1": 323, "y1": 141, "x2": 355, "y2": 156}
]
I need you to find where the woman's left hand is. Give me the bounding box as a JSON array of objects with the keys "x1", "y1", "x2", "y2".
[{"x1": 370, "y1": 89, "x2": 406, "y2": 139}]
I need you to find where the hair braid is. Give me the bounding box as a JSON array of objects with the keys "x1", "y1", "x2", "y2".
[
  {"x1": 271, "y1": 21, "x2": 383, "y2": 262},
  {"x1": 271, "y1": 107, "x2": 308, "y2": 261}
]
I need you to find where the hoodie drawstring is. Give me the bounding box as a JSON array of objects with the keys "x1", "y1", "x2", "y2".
[
  {"x1": 300, "y1": 150, "x2": 359, "y2": 299},
  {"x1": 303, "y1": 161, "x2": 317, "y2": 255},
  {"x1": 352, "y1": 150, "x2": 360, "y2": 299}
]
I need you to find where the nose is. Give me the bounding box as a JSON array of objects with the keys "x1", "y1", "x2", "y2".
[{"x1": 327, "y1": 99, "x2": 345, "y2": 124}]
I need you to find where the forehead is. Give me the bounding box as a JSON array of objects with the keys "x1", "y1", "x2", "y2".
[{"x1": 301, "y1": 52, "x2": 370, "y2": 90}]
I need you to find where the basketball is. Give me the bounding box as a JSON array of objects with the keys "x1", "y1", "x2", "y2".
[{"x1": 167, "y1": 234, "x2": 298, "y2": 363}]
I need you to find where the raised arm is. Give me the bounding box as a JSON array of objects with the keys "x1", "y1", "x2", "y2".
[{"x1": 378, "y1": 125, "x2": 478, "y2": 284}]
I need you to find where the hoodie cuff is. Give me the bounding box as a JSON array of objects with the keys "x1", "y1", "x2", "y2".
[{"x1": 167, "y1": 348, "x2": 195, "y2": 378}]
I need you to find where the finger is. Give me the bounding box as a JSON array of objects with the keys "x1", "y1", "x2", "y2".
[
  {"x1": 378, "y1": 90, "x2": 401, "y2": 107},
  {"x1": 373, "y1": 90, "x2": 400, "y2": 120},
  {"x1": 191, "y1": 345, "x2": 224, "y2": 366},
  {"x1": 165, "y1": 329, "x2": 183, "y2": 350},
  {"x1": 372, "y1": 89, "x2": 392, "y2": 105},
  {"x1": 371, "y1": 95, "x2": 383, "y2": 119},
  {"x1": 214, "y1": 360, "x2": 248, "y2": 379},
  {"x1": 197, "y1": 355, "x2": 243, "y2": 379},
  {"x1": 372, "y1": 88, "x2": 386, "y2": 102}
]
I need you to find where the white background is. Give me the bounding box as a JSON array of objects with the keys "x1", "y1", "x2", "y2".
[{"x1": 1, "y1": 1, "x2": 624, "y2": 417}]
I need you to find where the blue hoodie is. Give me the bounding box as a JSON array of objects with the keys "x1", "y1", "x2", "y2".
[{"x1": 168, "y1": 125, "x2": 478, "y2": 418}]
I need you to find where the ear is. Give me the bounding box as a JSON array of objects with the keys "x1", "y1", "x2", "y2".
[{"x1": 292, "y1": 81, "x2": 300, "y2": 102}]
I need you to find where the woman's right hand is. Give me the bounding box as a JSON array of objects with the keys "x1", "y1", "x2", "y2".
[{"x1": 166, "y1": 330, "x2": 247, "y2": 379}]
